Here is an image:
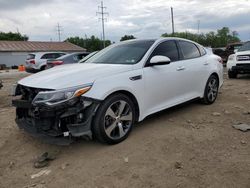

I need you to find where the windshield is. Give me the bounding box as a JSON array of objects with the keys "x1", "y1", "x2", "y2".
[
  {"x1": 79, "y1": 51, "x2": 98, "y2": 63},
  {"x1": 84, "y1": 40, "x2": 155, "y2": 65},
  {"x1": 238, "y1": 42, "x2": 250, "y2": 52}
]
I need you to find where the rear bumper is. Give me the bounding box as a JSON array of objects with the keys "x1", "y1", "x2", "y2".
[{"x1": 12, "y1": 97, "x2": 99, "y2": 145}]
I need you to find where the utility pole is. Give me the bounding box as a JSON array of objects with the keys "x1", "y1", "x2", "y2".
[
  {"x1": 171, "y1": 7, "x2": 175, "y2": 35},
  {"x1": 197, "y1": 20, "x2": 200, "y2": 34},
  {"x1": 97, "y1": 1, "x2": 108, "y2": 48},
  {"x1": 56, "y1": 23, "x2": 62, "y2": 42}
]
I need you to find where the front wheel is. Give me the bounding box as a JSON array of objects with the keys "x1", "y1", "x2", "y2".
[
  {"x1": 201, "y1": 75, "x2": 219, "y2": 104},
  {"x1": 92, "y1": 94, "x2": 135, "y2": 144}
]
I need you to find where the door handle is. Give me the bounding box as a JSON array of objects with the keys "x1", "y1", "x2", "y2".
[
  {"x1": 176, "y1": 66, "x2": 186, "y2": 71},
  {"x1": 203, "y1": 62, "x2": 209, "y2": 65}
]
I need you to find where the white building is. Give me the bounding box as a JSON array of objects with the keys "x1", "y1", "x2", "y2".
[{"x1": 0, "y1": 41, "x2": 86, "y2": 67}]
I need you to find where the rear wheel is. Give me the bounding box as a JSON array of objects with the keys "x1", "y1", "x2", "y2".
[
  {"x1": 93, "y1": 94, "x2": 135, "y2": 144},
  {"x1": 228, "y1": 70, "x2": 237, "y2": 79},
  {"x1": 201, "y1": 75, "x2": 219, "y2": 104},
  {"x1": 40, "y1": 65, "x2": 46, "y2": 71}
]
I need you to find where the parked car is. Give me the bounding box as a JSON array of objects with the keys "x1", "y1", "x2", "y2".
[
  {"x1": 224, "y1": 42, "x2": 243, "y2": 62},
  {"x1": 46, "y1": 52, "x2": 90, "y2": 69},
  {"x1": 212, "y1": 48, "x2": 227, "y2": 65},
  {"x1": 12, "y1": 38, "x2": 223, "y2": 145},
  {"x1": 78, "y1": 51, "x2": 99, "y2": 63},
  {"x1": 25, "y1": 52, "x2": 66, "y2": 72},
  {"x1": 227, "y1": 41, "x2": 250, "y2": 78}
]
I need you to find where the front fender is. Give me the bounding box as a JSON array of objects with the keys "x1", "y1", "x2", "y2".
[{"x1": 83, "y1": 69, "x2": 145, "y2": 119}]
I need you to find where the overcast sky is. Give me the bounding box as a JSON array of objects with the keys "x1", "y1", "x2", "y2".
[{"x1": 0, "y1": 0, "x2": 249, "y2": 42}]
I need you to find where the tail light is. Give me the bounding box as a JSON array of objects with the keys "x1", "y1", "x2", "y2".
[
  {"x1": 218, "y1": 58, "x2": 223, "y2": 64},
  {"x1": 30, "y1": 60, "x2": 35, "y2": 64},
  {"x1": 52, "y1": 61, "x2": 63, "y2": 65}
]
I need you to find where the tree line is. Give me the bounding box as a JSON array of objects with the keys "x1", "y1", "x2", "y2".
[
  {"x1": 0, "y1": 27, "x2": 241, "y2": 51},
  {"x1": 161, "y1": 27, "x2": 240, "y2": 48},
  {"x1": 0, "y1": 32, "x2": 28, "y2": 41}
]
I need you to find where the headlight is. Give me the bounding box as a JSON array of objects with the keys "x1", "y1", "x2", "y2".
[
  {"x1": 228, "y1": 55, "x2": 235, "y2": 61},
  {"x1": 32, "y1": 84, "x2": 92, "y2": 106}
]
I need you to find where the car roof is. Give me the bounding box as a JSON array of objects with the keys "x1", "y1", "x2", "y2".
[
  {"x1": 119, "y1": 37, "x2": 204, "y2": 47},
  {"x1": 28, "y1": 52, "x2": 66, "y2": 55}
]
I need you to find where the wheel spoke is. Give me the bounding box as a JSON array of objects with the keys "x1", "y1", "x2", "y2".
[
  {"x1": 208, "y1": 92, "x2": 213, "y2": 101},
  {"x1": 104, "y1": 99, "x2": 133, "y2": 140},
  {"x1": 118, "y1": 101, "x2": 127, "y2": 116},
  {"x1": 105, "y1": 122, "x2": 117, "y2": 137},
  {"x1": 120, "y1": 112, "x2": 132, "y2": 121},
  {"x1": 118, "y1": 123, "x2": 126, "y2": 137},
  {"x1": 106, "y1": 107, "x2": 116, "y2": 118}
]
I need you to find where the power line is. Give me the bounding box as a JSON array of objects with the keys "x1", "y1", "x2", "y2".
[
  {"x1": 56, "y1": 23, "x2": 63, "y2": 42},
  {"x1": 96, "y1": 1, "x2": 109, "y2": 48}
]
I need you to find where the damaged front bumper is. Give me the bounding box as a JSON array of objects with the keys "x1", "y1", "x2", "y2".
[{"x1": 12, "y1": 96, "x2": 100, "y2": 145}]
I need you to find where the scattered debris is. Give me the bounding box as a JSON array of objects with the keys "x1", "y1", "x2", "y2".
[
  {"x1": 31, "y1": 169, "x2": 51, "y2": 179},
  {"x1": 234, "y1": 105, "x2": 242, "y2": 109},
  {"x1": 8, "y1": 161, "x2": 15, "y2": 169},
  {"x1": 191, "y1": 124, "x2": 200, "y2": 129},
  {"x1": 212, "y1": 112, "x2": 221, "y2": 116},
  {"x1": 241, "y1": 140, "x2": 247, "y2": 145},
  {"x1": 34, "y1": 152, "x2": 56, "y2": 169},
  {"x1": 187, "y1": 120, "x2": 192, "y2": 124},
  {"x1": 232, "y1": 123, "x2": 250, "y2": 132},
  {"x1": 242, "y1": 111, "x2": 250, "y2": 115},
  {"x1": 174, "y1": 162, "x2": 183, "y2": 169},
  {"x1": 223, "y1": 110, "x2": 231, "y2": 114},
  {"x1": 124, "y1": 157, "x2": 129, "y2": 163},
  {"x1": 24, "y1": 182, "x2": 45, "y2": 188},
  {"x1": 61, "y1": 163, "x2": 69, "y2": 170},
  {"x1": 168, "y1": 118, "x2": 174, "y2": 122}
]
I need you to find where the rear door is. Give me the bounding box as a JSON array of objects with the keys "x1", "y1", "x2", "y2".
[{"x1": 177, "y1": 40, "x2": 207, "y2": 97}]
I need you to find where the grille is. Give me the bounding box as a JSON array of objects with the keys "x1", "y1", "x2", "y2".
[
  {"x1": 237, "y1": 55, "x2": 250, "y2": 61},
  {"x1": 18, "y1": 85, "x2": 52, "y2": 102}
]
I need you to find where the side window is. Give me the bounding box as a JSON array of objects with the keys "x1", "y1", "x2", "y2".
[
  {"x1": 53, "y1": 53, "x2": 62, "y2": 59},
  {"x1": 150, "y1": 41, "x2": 179, "y2": 62},
  {"x1": 179, "y1": 41, "x2": 200, "y2": 59},
  {"x1": 41, "y1": 54, "x2": 49, "y2": 59},
  {"x1": 41, "y1": 53, "x2": 55, "y2": 59}
]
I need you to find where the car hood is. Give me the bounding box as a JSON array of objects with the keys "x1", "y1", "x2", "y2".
[
  {"x1": 18, "y1": 63, "x2": 133, "y2": 90},
  {"x1": 236, "y1": 50, "x2": 250, "y2": 55}
]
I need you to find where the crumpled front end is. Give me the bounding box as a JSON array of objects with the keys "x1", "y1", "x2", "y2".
[{"x1": 12, "y1": 84, "x2": 99, "y2": 145}]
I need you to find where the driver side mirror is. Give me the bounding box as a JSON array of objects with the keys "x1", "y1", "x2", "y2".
[{"x1": 149, "y1": 55, "x2": 171, "y2": 66}]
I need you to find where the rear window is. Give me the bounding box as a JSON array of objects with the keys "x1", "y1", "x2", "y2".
[
  {"x1": 179, "y1": 41, "x2": 201, "y2": 59},
  {"x1": 26, "y1": 54, "x2": 35, "y2": 60},
  {"x1": 41, "y1": 53, "x2": 65, "y2": 59}
]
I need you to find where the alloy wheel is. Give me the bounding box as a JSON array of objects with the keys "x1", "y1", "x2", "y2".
[
  {"x1": 104, "y1": 100, "x2": 133, "y2": 140},
  {"x1": 207, "y1": 78, "x2": 218, "y2": 102}
]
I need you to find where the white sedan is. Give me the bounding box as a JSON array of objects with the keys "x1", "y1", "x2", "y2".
[{"x1": 12, "y1": 38, "x2": 223, "y2": 145}]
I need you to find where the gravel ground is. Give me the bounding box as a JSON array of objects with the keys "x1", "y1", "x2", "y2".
[{"x1": 0, "y1": 70, "x2": 250, "y2": 188}]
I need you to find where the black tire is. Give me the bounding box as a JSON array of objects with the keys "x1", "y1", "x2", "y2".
[
  {"x1": 201, "y1": 75, "x2": 219, "y2": 105},
  {"x1": 228, "y1": 70, "x2": 237, "y2": 79},
  {"x1": 92, "y1": 93, "x2": 136, "y2": 144},
  {"x1": 40, "y1": 65, "x2": 46, "y2": 71}
]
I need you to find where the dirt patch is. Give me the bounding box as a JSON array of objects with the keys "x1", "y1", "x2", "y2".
[{"x1": 0, "y1": 70, "x2": 250, "y2": 188}]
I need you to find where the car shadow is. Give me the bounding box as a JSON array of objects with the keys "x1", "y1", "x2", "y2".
[{"x1": 237, "y1": 74, "x2": 250, "y2": 80}]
